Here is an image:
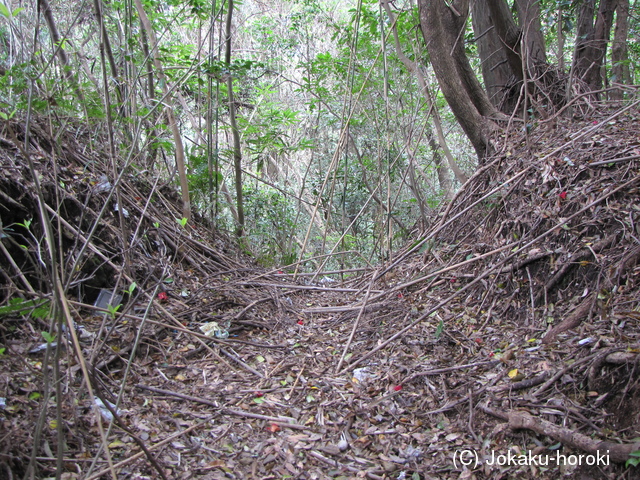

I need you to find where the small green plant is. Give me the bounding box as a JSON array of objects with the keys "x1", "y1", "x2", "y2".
[
  {"x1": 15, "y1": 218, "x2": 32, "y2": 229},
  {"x1": 435, "y1": 319, "x2": 444, "y2": 339},
  {"x1": 0, "y1": 298, "x2": 51, "y2": 319},
  {"x1": 176, "y1": 217, "x2": 188, "y2": 227},
  {"x1": 627, "y1": 450, "x2": 640, "y2": 468},
  {"x1": 41, "y1": 331, "x2": 56, "y2": 344},
  {"x1": 0, "y1": 108, "x2": 17, "y2": 120},
  {"x1": 124, "y1": 282, "x2": 137, "y2": 296},
  {"x1": 0, "y1": 2, "x2": 24, "y2": 19},
  {"x1": 0, "y1": 347, "x2": 6, "y2": 355},
  {"x1": 106, "y1": 303, "x2": 121, "y2": 319}
]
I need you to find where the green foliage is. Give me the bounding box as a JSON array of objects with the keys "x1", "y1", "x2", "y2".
[
  {"x1": 0, "y1": 2, "x2": 25, "y2": 18},
  {"x1": 41, "y1": 331, "x2": 56, "y2": 344},
  {"x1": 106, "y1": 303, "x2": 121, "y2": 319},
  {"x1": 244, "y1": 185, "x2": 297, "y2": 266},
  {"x1": 626, "y1": 450, "x2": 640, "y2": 468},
  {"x1": 124, "y1": 282, "x2": 137, "y2": 296},
  {"x1": 0, "y1": 298, "x2": 51, "y2": 319}
]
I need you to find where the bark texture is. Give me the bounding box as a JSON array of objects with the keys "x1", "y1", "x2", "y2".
[
  {"x1": 418, "y1": 0, "x2": 497, "y2": 160},
  {"x1": 573, "y1": 0, "x2": 617, "y2": 92},
  {"x1": 611, "y1": 0, "x2": 631, "y2": 99}
]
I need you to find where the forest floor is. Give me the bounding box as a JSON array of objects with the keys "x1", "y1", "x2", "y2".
[{"x1": 1, "y1": 100, "x2": 640, "y2": 480}]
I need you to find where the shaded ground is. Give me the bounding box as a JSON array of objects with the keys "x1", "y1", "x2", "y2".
[{"x1": 1, "y1": 100, "x2": 640, "y2": 479}]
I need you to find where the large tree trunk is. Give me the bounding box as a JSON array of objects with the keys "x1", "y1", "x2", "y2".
[
  {"x1": 472, "y1": 0, "x2": 548, "y2": 114},
  {"x1": 418, "y1": 0, "x2": 498, "y2": 161},
  {"x1": 483, "y1": 0, "x2": 523, "y2": 77},
  {"x1": 573, "y1": 0, "x2": 617, "y2": 92},
  {"x1": 471, "y1": 0, "x2": 517, "y2": 111},
  {"x1": 514, "y1": 0, "x2": 547, "y2": 65},
  {"x1": 611, "y1": 0, "x2": 631, "y2": 99}
]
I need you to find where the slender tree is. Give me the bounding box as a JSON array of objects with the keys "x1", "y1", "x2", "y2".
[
  {"x1": 134, "y1": 0, "x2": 191, "y2": 221},
  {"x1": 382, "y1": 1, "x2": 466, "y2": 189},
  {"x1": 225, "y1": 0, "x2": 245, "y2": 237},
  {"x1": 38, "y1": 0, "x2": 85, "y2": 103}
]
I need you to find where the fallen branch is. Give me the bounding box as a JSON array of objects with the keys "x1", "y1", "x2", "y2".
[
  {"x1": 488, "y1": 371, "x2": 551, "y2": 393},
  {"x1": 136, "y1": 384, "x2": 306, "y2": 429},
  {"x1": 542, "y1": 294, "x2": 596, "y2": 344},
  {"x1": 307, "y1": 450, "x2": 385, "y2": 480},
  {"x1": 481, "y1": 405, "x2": 640, "y2": 464},
  {"x1": 403, "y1": 360, "x2": 500, "y2": 383},
  {"x1": 534, "y1": 234, "x2": 616, "y2": 306},
  {"x1": 532, "y1": 349, "x2": 616, "y2": 396}
]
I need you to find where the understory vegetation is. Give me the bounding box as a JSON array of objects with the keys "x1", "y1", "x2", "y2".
[{"x1": 1, "y1": 0, "x2": 640, "y2": 479}]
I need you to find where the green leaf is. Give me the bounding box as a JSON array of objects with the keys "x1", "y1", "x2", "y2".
[
  {"x1": 125, "y1": 282, "x2": 137, "y2": 295},
  {"x1": 107, "y1": 303, "x2": 121, "y2": 318},
  {"x1": 435, "y1": 320, "x2": 444, "y2": 339},
  {"x1": 41, "y1": 331, "x2": 56, "y2": 344},
  {"x1": 0, "y1": 3, "x2": 11, "y2": 18},
  {"x1": 31, "y1": 304, "x2": 51, "y2": 319},
  {"x1": 18, "y1": 218, "x2": 32, "y2": 229},
  {"x1": 0, "y1": 298, "x2": 50, "y2": 318},
  {"x1": 627, "y1": 458, "x2": 640, "y2": 467},
  {"x1": 626, "y1": 451, "x2": 640, "y2": 467}
]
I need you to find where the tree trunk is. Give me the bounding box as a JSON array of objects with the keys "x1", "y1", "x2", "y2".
[
  {"x1": 418, "y1": 0, "x2": 498, "y2": 160},
  {"x1": 514, "y1": 0, "x2": 547, "y2": 65},
  {"x1": 611, "y1": 0, "x2": 630, "y2": 99},
  {"x1": 472, "y1": 0, "x2": 548, "y2": 114},
  {"x1": 557, "y1": 5, "x2": 565, "y2": 71},
  {"x1": 483, "y1": 0, "x2": 523, "y2": 77},
  {"x1": 573, "y1": 0, "x2": 617, "y2": 92},
  {"x1": 225, "y1": 0, "x2": 245, "y2": 237},
  {"x1": 382, "y1": 1, "x2": 467, "y2": 185},
  {"x1": 429, "y1": 136, "x2": 452, "y2": 201},
  {"x1": 38, "y1": 0, "x2": 85, "y2": 103},
  {"x1": 134, "y1": 0, "x2": 191, "y2": 221},
  {"x1": 138, "y1": 21, "x2": 159, "y2": 169},
  {"x1": 471, "y1": 0, "x2": 517, "y2": 110}
]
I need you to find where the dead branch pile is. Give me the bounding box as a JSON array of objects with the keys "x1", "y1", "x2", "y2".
[{"x1": 354, "y1": 101, "x2": 640, "y2": 478}]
